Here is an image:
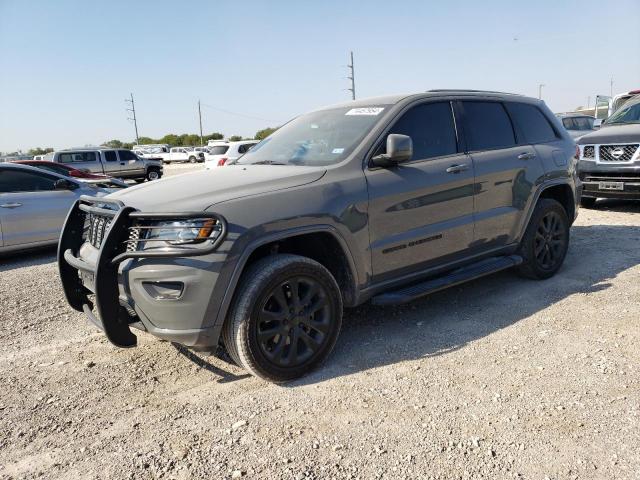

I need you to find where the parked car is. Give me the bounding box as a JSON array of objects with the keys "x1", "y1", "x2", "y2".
[
  {"x1": 14, "y1": 160, "x2": 128, "y2": 188},
  {"x1": 157, "y1": 147, "x2": 202, "y2": 164},
  {"x1": 0, "y1": 163, "x2": 113, "y2": 253},
  {"x1": 51, "y1": 148, "x2": 163, "y2": 182},
  {"x1": 576, "y1": 95, "x2": 640, "y2": 207},
  {"x1": 59, "y1": 90, "x2": 578, "y2": 382},
  {"x1": 556, "y1": 113, "x2": 596, "y2": 139},
  {"x1": 204, "y1": 140, "x2": 258, "y2": 168}
]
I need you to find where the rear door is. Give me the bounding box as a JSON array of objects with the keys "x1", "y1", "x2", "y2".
[
  {"x1": 460, "y1": 100, "x2": 541, "y2": 248},
  {"x1": 0, "y1": 169, "x2": 79, "y2": 246},
  {"x1": 101, "y1": 150, "x2": 122, "y2": 176},
  {"x1": 365, "y1": 101, "x2": 475, "y2": 281}
]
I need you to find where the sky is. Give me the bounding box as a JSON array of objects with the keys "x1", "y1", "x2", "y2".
[{"x1": 1, "y1": 0, "x2": 639, "y2": 153}]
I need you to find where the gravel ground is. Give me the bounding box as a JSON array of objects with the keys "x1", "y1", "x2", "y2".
[{"x1": 1, "y1": 171, "x2": 639, "y2": 479}]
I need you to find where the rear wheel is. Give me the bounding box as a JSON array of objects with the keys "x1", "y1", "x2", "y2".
[
  {"x1": 517, "y1": 199, "x2": 570, "y2": 279},
  {"x1": 223, "y1": 254, "x2": 343, "y2": 383},
  {"x1": 580, "y1": 196, "x2": 597, "y2": 208},
  {"x1": 189, "y1": 156, "x2": 197, "y2": 163}
]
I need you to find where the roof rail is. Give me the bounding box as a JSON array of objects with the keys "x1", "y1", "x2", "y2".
[{"x1": 427, "y1": 89, "x2": 523, "y2": 96}]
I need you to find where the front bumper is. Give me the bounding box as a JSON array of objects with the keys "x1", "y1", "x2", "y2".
[
  {"x1": 58, "y1": 196, "x2": 228, "y2": 348},
  {"x1": 578, "y1": 161, "x2": 640, "y2": 199}
]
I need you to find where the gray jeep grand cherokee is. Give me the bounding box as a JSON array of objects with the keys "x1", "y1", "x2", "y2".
[{"x1": 59, "y1": 90, "x2": 579, "y2": 382}]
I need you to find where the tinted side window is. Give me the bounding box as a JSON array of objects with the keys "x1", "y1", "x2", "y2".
[
  {"x1": 104, "y1": 151, "x2": 117, "y2": 162},
  {"x1": 506, "y1": 103, "x2": 557, "y2": 144},
  {"x1": 463, "y1": 102, "x2": 516, "y2": 151},
  {"x1": 562, "y1": 118, "x2": 575, "y2": 130},
  {"x1": 210, "y1": 146, "x2": 229, "y2": 155},
  {"x1": 377, "y1": 102, "x2": 458, "y2": 160},
  {"x1": 0, "y1": 169, "x2": 57, "y2": 193},
  {"x1": 118, "y1": 150, "x2": 137, "y2": 161},
  {"x1": 58, "y1": 151, "x2": 97, "y2": 164},
  {"x1": 574, "y1": 117, "x2": 594, "y2": 130}
]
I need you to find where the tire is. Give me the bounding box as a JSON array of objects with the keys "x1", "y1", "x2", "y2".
[
  {"x1": 189, "y1": 156, "x2": 197, "y2": 163},
  {"x1": 222, "y1": 254, "x2": 343, "y2": 383},
  {"x1": 146, "y1": 168, "x2": 161, "y2": 181},
  {"x1": 580, "y1": 196, "x2": 597, "y2": 209},
  {"x1": 517, "y1": 198, "x2": 570, "y2": 280}
]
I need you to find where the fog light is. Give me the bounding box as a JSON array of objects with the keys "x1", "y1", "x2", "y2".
[{"x1": 142, "y1": 281, "x2": 184, "y2": 300}]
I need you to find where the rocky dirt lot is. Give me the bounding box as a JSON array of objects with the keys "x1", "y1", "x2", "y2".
[{"x1": 1, "y1": 169, "x2": 639, "y2": 479}]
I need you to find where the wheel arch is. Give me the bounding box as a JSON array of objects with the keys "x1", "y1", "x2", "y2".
[
  {"x1": 518, "y1": 180, "x2": 577, "y2": 242},
  {"x1": 216, "y1": 225, "x2": 359, "y2": 328}
]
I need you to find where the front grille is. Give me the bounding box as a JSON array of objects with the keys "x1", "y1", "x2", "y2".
[
  {"x1": 599, "y1": 144, "x2": 639, "y2": 162},
  {"x1": 582, "y1": 172, "x2": 640, "y2": 182},
  {"x1": 126, "y1": 227, "x2": 141, "y2": 252},
  {"x1": 87, "y1": 214, "x2": 112, "y2": 249},
  {"x1": 583, "y1": 145, "x2": 595, "y2": 159}
]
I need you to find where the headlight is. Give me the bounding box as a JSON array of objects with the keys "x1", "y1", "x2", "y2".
[{"x1": 128, "y1": 218, "x2": 222, "y2": 251}]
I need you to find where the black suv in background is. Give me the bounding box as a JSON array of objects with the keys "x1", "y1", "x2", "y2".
[
  {"x1": 577, "y1": 96, "x2": 640, "y2": 207},
  {"x1": 59, "y1": 90, "x2": 578, "y2": 382}
]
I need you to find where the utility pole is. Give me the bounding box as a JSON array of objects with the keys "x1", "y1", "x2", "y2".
[
  {"x1": 587, "y1": 96, "x2": 591, "y2": 109},
  {"x1": 198, "y1": 100, "x2": 203, "y2": 146},
  {"x1": 125, "y1": 93, "x2": 139, "y2": 145},
  {"x1": 538, "y1": 83, "x2": 545, "y2": 100},
  {"x1": 347, "y1": 51, "x2": 356, "y2": 100},
  {"x1": 610, "y1": 77, "x2": 614, "y2": 97}
]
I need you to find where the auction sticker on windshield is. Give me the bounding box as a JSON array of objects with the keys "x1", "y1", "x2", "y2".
[{"x1": 345, "y1": 107, "x2": 384, "y2": 116}]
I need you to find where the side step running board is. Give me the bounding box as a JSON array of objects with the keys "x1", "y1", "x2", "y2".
[{"x1": 371, "y1": 255, "x2": 523, "y2": 306}]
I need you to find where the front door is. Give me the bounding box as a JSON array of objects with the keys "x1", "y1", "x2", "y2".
[
  {"x1": 117, "y1": 149, "x2": 145, "y2": 177},
  {"x1": 365, "y1": 101, "x2": 475, "y2": 282},
  {"x1": 0, "y1": 169, "x2": 78, "y2": 246}
]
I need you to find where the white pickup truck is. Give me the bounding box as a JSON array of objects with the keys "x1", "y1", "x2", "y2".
[{"x1": 134, "y1": 146, "x2": 203, "y2": 164}]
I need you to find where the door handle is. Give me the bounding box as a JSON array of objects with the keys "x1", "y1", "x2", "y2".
[
  {"x1": 518, "y1": 152, "x2": 536, "y2": 160},
  {"x1": 0, "y1": 202, "x2": 22, "y2": 208},
  {"x1": 120, "y1": 162, "x2": 126, "y2": 165},
  {"x1": 446, "y1": 164, "x2": 469, "y2": 174}
]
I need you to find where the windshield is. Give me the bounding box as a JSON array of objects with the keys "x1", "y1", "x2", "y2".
[
  {"x1": 237, "y1": 106, "x2": 389, "y2": 166},
  {"x1": 606, "y1": 99, "x2": 640, "y2": 124}
]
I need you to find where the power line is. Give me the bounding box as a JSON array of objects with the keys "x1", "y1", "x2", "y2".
[{"x1": 125, "y1": 93, "x2": 139, "y2": 145}]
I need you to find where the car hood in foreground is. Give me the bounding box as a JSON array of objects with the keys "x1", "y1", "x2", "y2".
[
  {"x1": 106, "y1": 165, "x2": 326, "y2": 211},
  {"x1": 577, "y1": 124, "x2": 640, "y2": 144}
]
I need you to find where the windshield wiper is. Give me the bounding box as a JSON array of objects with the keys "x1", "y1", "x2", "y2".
[{"x1": 251, "y1": 160, "x2": 287, "y2": 165}]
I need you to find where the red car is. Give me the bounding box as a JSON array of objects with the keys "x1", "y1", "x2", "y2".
[{"x1": 13, "y1": 161, "x2": 127, "y2": 187}]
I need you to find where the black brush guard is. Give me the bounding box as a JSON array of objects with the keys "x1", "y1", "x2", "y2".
[{"x1": 58, "y1": 196, "x2": 227, "y2": 348}]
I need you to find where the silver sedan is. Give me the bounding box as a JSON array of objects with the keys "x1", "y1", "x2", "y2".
[{"x1": 0, "y1": 163, "x2": 113, "y2": 253}]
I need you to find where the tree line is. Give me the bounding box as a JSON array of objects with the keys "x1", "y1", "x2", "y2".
[{"x1": 5, "y1": 127, "x2": 279, "y2": 157}]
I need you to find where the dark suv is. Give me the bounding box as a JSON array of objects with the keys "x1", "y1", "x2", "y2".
[
  {"x1": 576, "y1": 96, "x2": 640, "y2": 207},
  {"x1": 59, "y1": 90, "x2": 578, "y2": 382}
]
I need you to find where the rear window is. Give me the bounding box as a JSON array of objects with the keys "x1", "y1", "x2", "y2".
[
  {"x1": 506, "y1": 103, "x2": 557, "y2": 144},
  {"x1": 210, "y1": 146, "x2": 229, "y2": 155},
  {"x1": 462, "y1": 102, "x2": 516, "y2": 151},
  {"x1": 58, "y1": 151, "x2": 97, "y2": 164}
]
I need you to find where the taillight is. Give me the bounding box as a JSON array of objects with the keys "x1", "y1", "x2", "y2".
[{"x1": 217, "y1": 158, "x2": 228, "y2": 166}]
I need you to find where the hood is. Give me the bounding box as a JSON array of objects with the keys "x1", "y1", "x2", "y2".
[
  {"x1": 577, "y1": 123, "x2": 640, "y2": 145},
  {"x1": 106, "y1": 165, "x2": 326, "y2": 211}
]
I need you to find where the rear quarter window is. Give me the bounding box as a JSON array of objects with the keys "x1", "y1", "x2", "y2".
[
  {"x1": 210, "y1": 146, "x2": 229, "y2": 155},
  {"x1": 506, "y1": 103, "x2": 558, "y2": 144}
]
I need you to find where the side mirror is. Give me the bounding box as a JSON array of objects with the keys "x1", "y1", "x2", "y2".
[
  {"x1": 371, "y1": 134, "x2": 413, "y2": 167},
  {"x1": 54, "y1": 178, "x2": 78, "y2": 190}
]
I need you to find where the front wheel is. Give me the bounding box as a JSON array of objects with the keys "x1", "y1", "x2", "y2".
[
  {"x1": 517, "y1": 199, "x2": 570, "y2": 279},
  {"x1": 222, "y1": 254, "x2": 343, "y2": 383},
  {"x1": 189, "y1": 156, "x2": 197, "y2": 163},
  {"x1": 146, "y1": 168, "x2": 161, "y2": 181}
]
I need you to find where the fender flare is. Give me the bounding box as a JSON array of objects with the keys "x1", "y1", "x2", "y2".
[
  {"x1": 516, "y1": 179, "x2": 576, "y2": 241},
  {"x1": 213, "y1": 224, "x2": 360, "y2": 327}
]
